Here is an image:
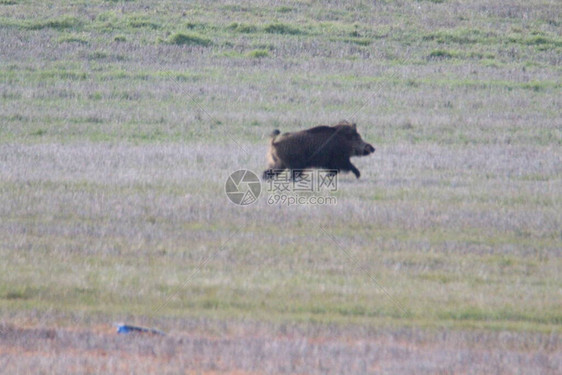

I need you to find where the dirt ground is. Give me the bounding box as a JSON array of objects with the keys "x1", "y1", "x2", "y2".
[{"x1": 1, "y1": 323, "x2": 559, "y2": 375}]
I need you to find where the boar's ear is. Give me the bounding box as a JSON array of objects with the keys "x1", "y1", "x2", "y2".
[{"x1": 351, "y1": 123, "x2": 357, "y2": 130}]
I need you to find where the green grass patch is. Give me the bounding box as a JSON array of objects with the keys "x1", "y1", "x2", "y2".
[
  {"x1": 264, "y1": 22, "x2": 306, "y2": 35},
  {"x1": 524, "y1": 35, "x2": 562, "y2": 50},
  {"x1": 507, "y1": 33, "x2": 562, "y2": 48},
  {"x1": 423, "y1": 29, "x2": 496, "y2": 45},
  {"x1": 521, "y1": 81, "x2": 549, "y2": 92},
  {"x1": 126, "y1": 15, "x2": 161, "y2": 30},
  {"x1": 276, "y1": 6, "x2": 293, "y2": 13},
  {"x1": 439, "y1": 308, "x2": 562, "y2": 326},
  {"x1": 428, "y1": 49, "x2": 461, "y2": 59},
  {"x1": 246, "y1": 49, "x2": 269, "y2": 58},
  {"x1": 227, "y1": 22, "x2": 258, "y2": 33},
  {"x1": 167, "y1": 32, "x2": 212, "y2": 46},
  {"x1": 57, "y1": 34, "x2": 88, "y2": 44},
  {"x1": 26, "y1": 15, "x2": 83, "y2": 31},
  {"x1": 330, "y1": 36, "x2": 372, "y2": 46},
  {"x1": 1, "y1": 286, "x2": 39, "y2": 300},
  {"x1": 29, "y1": 129, "x2": 47, "y2": 137},
  {"x1": 38, "y1": 69, "x2": 88, "y2": 81},
  {"x1": 89, "y1": 50, "x2": 108, "y2": 60}
]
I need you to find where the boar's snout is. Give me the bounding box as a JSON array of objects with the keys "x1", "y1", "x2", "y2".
[
  {"x1": 350, "y1": 139, "x2": 375, "y2": 157},
  {"x1": 364, "y1": 143, "x2": 375, "y2": 156}
]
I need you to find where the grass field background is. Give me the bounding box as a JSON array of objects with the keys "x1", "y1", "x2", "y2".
[{"x1": 0, "y1": 0, "x2": 560, "y2": 373}]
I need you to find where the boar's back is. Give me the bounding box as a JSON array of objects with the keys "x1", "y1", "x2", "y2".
[{"x1": 304, "y1": 126, "x2": 334, "y2": 134}]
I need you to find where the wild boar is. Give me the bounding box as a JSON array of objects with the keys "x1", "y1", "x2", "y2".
[{"x1": 263, "y1": 121, "x2": 375, "y2": 180}]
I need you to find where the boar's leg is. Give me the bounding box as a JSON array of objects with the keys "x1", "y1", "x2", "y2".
[
  {"x1": 349, "y1": 163, "x2": 361, "y2": 178},
  {"x1": 328, "y1": 158, "x2": 361, "y2": 178},
  {"x1": 340, "y1": 159, "x2": 361, "y2": 179}
]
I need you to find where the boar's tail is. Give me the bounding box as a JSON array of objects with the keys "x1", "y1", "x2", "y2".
[{"x1": 269, "y1": 129, "x2": 281, "y2": 144}]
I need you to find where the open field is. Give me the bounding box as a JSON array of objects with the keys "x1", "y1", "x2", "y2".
[{"x1": 1, "y1": 0, "x2": 561, "y2": 373}]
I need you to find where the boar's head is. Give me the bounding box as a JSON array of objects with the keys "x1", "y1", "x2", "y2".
[{"x1": 334, "y1": 122, "x2": 375, "y2": 157}]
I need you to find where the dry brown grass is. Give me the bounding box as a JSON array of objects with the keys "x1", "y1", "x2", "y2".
[{"x1": 1, "y1": 321, "x2": 560, "y2": 375}]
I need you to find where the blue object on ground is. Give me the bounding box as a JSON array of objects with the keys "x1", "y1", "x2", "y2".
[{"x1": 115, "y1": 323, "x2": 165, "y2": 335}]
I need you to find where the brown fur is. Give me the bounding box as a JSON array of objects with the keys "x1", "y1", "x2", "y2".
[{"x1": 263, "y1": 121, "x2": 375, "y2": 180}]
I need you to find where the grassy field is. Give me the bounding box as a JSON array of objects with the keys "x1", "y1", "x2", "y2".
[{"x1": 1, "y1": 0, "x2": 561, "y2": 373}]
